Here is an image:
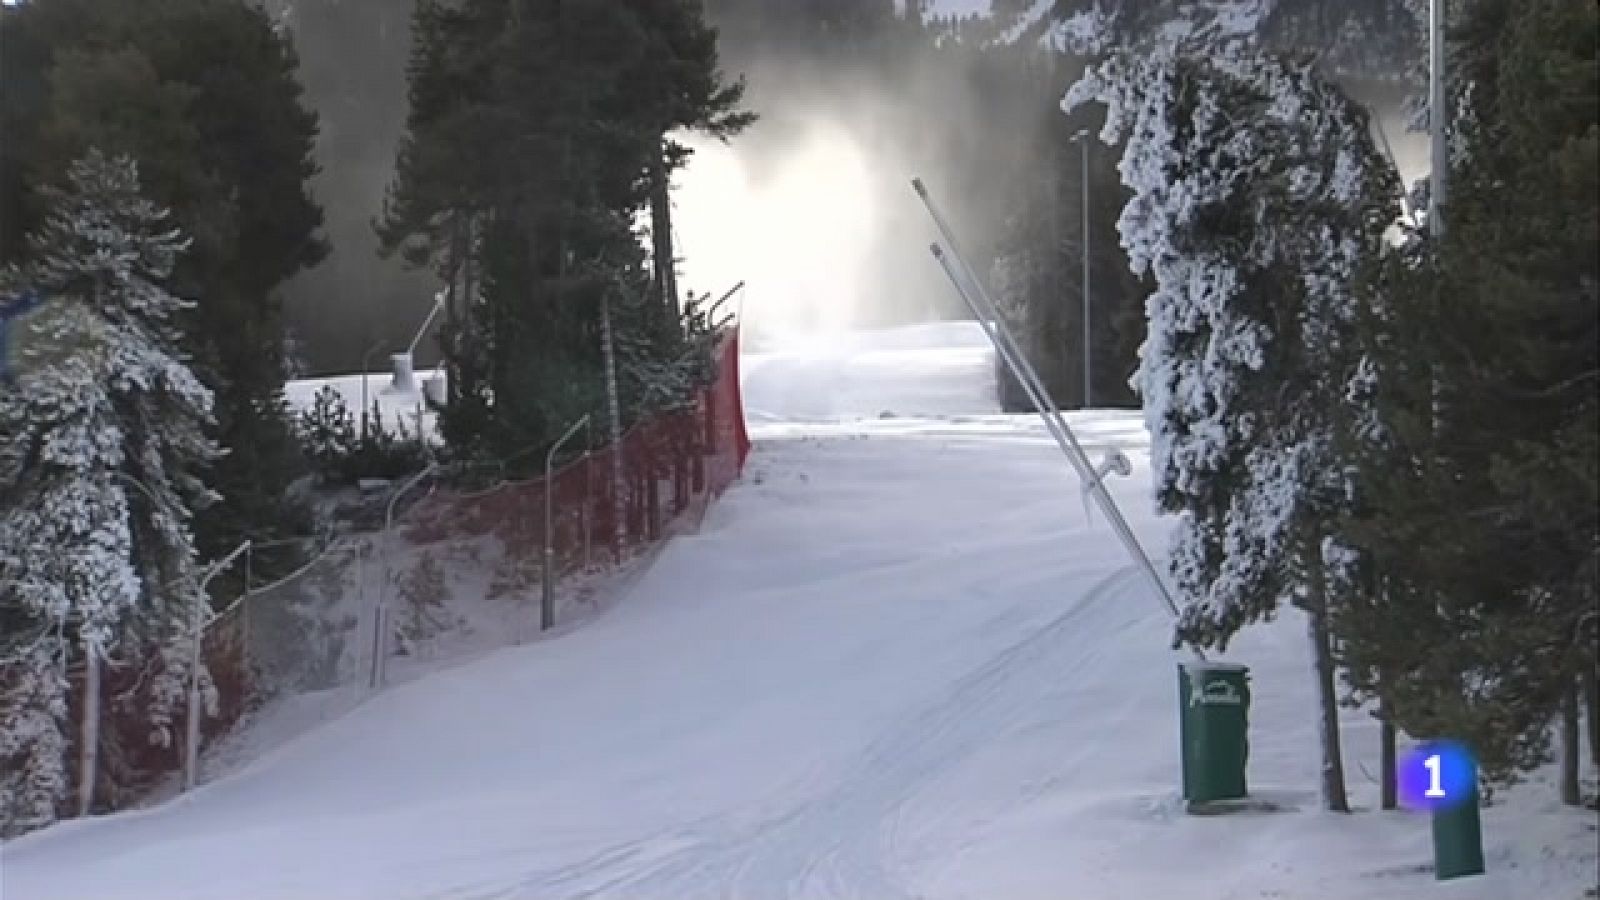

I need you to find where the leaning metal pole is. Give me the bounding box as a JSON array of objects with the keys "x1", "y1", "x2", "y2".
[
  {"x1": 915, "y1": 179, "x2": 1095, "y2": 464},
  {"x1": 914, "y1": 178, "x2": 1181, "y2": 622}
]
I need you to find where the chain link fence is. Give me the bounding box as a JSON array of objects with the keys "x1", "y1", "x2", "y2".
[
  {"x1": 3, "y1": 331, "x2": 750, "y2": 831},
  {"x1": 192, "y1": 330, "x2": 750, "y2": 787}
]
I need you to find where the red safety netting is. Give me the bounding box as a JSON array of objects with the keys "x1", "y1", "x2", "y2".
[{"x1": 401, "y1": 328, "x2": 750, "y2": 568}]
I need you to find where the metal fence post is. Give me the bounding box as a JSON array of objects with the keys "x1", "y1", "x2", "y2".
[
  {"x1": 373, "y1": 464, "x2": 437, "y2": 689},
  {"x1": 184, "y1": 539, "x2": 251, "y2": 793},
  {"x1": 543, "y1": 414, "x2": 591, "y2": 632},
  {"x1": 582, "y1": 426, "x2": 593, "y2": 570}
]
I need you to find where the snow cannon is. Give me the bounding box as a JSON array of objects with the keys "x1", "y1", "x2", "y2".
[{"x1": 389, "y1": 351, "x2": 417, "y2": 394}]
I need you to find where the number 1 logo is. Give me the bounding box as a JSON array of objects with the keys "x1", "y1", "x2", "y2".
[
  {"x1": 1424, "y1": 753, "x2": 1446, "y2": 798},
  {"x1": 1400, "y1": 741, "x2": 1474, "y2": 811}
]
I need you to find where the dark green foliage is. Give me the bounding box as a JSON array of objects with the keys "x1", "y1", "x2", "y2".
[
  {"x1": 988, "y1": 49, "x2": 1144, "y2": 411},
  {"x1": 1334, "y1": 0, "x2": 1597, "y2": 786},
  {"x1": 0, "y1": 0, "x2": 327, "y2": 588},
  {"x1": 381, "y1": 0, "x2": 752, "y2": 461}
]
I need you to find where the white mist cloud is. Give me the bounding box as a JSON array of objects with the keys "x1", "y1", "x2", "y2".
[{"x1": 675, "y1": 122, "x2": 882, "y2": 341}]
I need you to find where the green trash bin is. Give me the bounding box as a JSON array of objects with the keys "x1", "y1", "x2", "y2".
[
  {"x1": 1432, "y1": 760, "x2": 1486, "y2": 880},
  {"x1": 1178, "y1": 661, "x2": 1250, "y2": 805}
]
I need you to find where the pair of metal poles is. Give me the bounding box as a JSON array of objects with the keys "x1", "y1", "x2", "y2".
[
  {"x1": 911, "y1": 178, "x2": 1182, "y2": 623},
  {"x1": 184, "y1": 538, "x2": 253, "y2": 793},
  {"x1": 370, "y1": 462, "x2": 439, "y2": 690}
]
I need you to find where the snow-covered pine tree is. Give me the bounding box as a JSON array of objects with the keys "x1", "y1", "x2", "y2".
[
  {"x1": 296, "y1": 385, "x2": 357, "y2": 481},
  {"x1": 0, "y1": 149, "x2": 220, "y2": 835},
  {"x1": 1067, "y1": 50, "x2": 1400, "y2": 811},
  {"x1": 1034, "y1": 0, "x2": 1422, "y2": 82}
]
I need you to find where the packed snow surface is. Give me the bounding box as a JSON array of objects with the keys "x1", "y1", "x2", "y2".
[{"x1": 4, "y1": 322, "x2": 1594, "y2": 899}]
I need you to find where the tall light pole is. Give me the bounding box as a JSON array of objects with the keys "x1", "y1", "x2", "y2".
[
  {"x1": 1070, "y1": 129, "x2": 1092, "y2": 409},
  {"x1": 1429, "y1": 0, "x2": 1448, "y2": 236}
]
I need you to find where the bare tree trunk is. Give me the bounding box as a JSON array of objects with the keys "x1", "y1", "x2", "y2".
[
  {"x1": 77, "y1": 648, "x2": 100, "y2": 818},
  {"x1": 1374, "y1": 575, "x2": 1397, "y2": 810},
  {"x1": 649, "y1": 149, "x2": 678, "y2": 325},
  {"x1": 1380, "y1": 690, "x2": 1398, "y2": 810},
  {"x1": 599, "y1": 289, "x2": 626, "y2": 560},
  {"x1": 443, "y1": 213, "x2": 466, "y2": 410},
  {"x1": 1561, "y1": 679, "x2": 1581, "y2": 806},
  {"x1": 1307, "y1": 545, "x2": 1350, "y2": 813},
  {"x1": 1584, "y1": 658, "x2": 1599, "y2": 769}
]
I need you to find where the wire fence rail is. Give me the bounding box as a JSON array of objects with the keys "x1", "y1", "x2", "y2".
[{"x1": 7, "y1": 330, "x2": 750, "y2": 827}]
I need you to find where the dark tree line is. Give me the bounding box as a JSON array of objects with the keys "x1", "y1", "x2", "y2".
[
  {"x1": 1334, "y1": 0, "x2": 1597, "y2": 796},
  {"x1": 377, "y1": 0, "x2": 752, "y2": 459},
  {"x1": 1, "y1": 0, "x2": 325, "y2": 584}
]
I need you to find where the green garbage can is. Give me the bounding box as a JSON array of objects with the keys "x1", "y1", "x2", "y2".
[
  {"x1": 1178, "y1": 661, "x2": 1250, "y2": 805},
  {"x1": 1432, "y1": 759, "x2": 1485, "y2": 880}
]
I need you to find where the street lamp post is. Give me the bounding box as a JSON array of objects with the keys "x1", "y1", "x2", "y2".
[
  {"x1": 1428, "y1": 0, "x2": 1448, "y2": 236},
  {"x1": 1070, "y1": 129, "x2": 1093, "y2": 409}
]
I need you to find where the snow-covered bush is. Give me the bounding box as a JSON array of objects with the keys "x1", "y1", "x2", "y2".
[
  {"x1": 294, "y1": 388, "x2": 429, "y2": 486},
  {"x1": 394, "y1": 551, "x2": 451, "y2": 657}
]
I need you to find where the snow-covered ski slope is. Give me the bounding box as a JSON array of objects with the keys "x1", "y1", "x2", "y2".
[{"x1": 3, "y1": 322, "x2": 1593, "y2": 899}]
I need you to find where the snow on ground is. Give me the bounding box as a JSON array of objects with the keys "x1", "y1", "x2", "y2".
[
  {"x1": 184, "y1": 532, "x2": 639, "y2": 797},
  {"x1": 284, "y1": 366, "x2": 444, "y2": 443},
  {"x1": 742, "y1": 321, "x2": 996, "y2": 423},
  {"x1": 4, "y1": 323, "x2": 1595, "y2": 899}
]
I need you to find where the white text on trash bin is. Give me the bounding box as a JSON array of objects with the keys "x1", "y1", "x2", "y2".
[{"x1": 1190, "y1": 680, "x2": 1243, "y2": 707}]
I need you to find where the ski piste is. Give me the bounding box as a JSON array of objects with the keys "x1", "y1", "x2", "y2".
[{"x1": 4, "y1": 323, "x2": 1590, "y2": 900}]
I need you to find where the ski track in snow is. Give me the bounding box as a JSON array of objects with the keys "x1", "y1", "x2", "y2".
[{"x1": 455, "y1": 565, "x2": 1139, "y2": 900}]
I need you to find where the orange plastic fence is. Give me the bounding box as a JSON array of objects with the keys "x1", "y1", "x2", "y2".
[{"x1": 402, "y1": 329, "x2": 750, "y2": 562}]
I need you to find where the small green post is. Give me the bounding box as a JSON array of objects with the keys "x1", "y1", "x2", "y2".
[
  {"x1": 1431, "y1": 756, "x2": 1486, "y2": 880},
  {"x1": 1178, "y1": 661, "x2": 1250, "y2": 807}
]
